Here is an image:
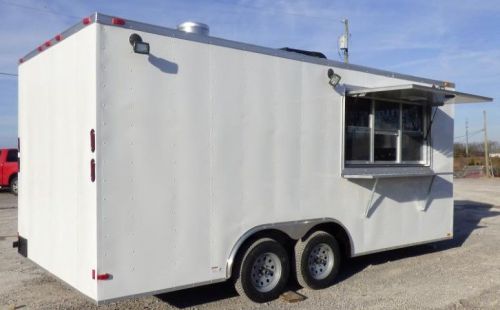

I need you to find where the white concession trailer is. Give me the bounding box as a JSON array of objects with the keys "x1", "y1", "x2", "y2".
[{"x1": 16, "y1": 13, "x2": 492, "y2": 303}]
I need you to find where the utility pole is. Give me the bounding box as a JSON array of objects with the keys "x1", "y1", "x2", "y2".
[
  {"x1": 483, "y1": 110, "x2": 491, "y2": 177},
  {"x1": 339, "y1": 19, "x2": 349, "y2": 64},
  {"x1": 465, "y1": 119, "x2": 469, "y2": 157}
]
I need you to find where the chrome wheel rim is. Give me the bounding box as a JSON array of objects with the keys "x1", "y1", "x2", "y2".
[
  {"x1": 250, "y1": 252, "x2": 282, "y2": 292},
  {"x1": 308, "y1": 243, "x2": 334, "y2": 280}
]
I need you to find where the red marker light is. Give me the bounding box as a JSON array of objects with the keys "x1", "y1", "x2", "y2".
[
  {"x1": 90, "y1": 129, "x2": 95, "y2": 153},
  {"x1": 82, "y1": 17, "x2": 91, "y2": 25},
  {"x1": 37, "y1": 46, "x2": 43, "y2": 52},
  {"x1": 44, "y1": 41, "x2": 51, "y2": 47},
  {"x1": 55, "y1": 34, "x2": 63, "y2": 41},
  {"x1": 111, "y1": 17, "x2": 125, "y2": 25},
  {"x1": 90, "y1": 159, "x2": 95, "y2": 182},
  {"x1": 19, "y1": 58, "x2": 24, "y2": 64},
  {"x1": 97, "y1": 273, "x2": 110, "y2": 280}
]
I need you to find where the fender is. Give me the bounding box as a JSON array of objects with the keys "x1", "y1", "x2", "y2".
[{"x1": 225, "y1": 218, "x2": 354, "y2": 278}]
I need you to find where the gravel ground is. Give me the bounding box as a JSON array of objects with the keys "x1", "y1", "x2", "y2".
[{"x1": 1, "y1": 179, "x2": 500, "y2": 309}]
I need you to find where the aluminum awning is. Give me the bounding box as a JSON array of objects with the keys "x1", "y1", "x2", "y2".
[{"x1": 347, "y1": 84, "x2": 492, "y2": 106}]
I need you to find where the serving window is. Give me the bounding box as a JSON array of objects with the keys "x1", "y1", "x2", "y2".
[
  {"x1": 345, "y1": 97, "x2": 428, "y2": 165},
  {"x1": 342, "y1": 83, "x2": 491, "y2": 178}
]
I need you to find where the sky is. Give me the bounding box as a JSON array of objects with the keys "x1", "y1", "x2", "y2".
[{"x1": 0, "y1": 0, "x2": 498, "y2": 147}]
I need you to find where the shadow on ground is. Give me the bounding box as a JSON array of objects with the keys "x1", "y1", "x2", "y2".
[
  {"x1": 156, "y1": 200, "x2": 500, "y2": 308},
  {"x1": 336, "y1": 200, "x2": 500, "y2": 283},
  {"x1": 156, "y1": 281, "x2": 238, "y2": 308}
]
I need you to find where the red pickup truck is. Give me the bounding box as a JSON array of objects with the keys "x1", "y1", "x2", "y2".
[{"x1": 0, "y1": 148, "x2": 19, "y2": 195}]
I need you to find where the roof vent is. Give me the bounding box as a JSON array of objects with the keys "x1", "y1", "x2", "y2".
[
  {"x1": 279, "y1": 47, "x2": 326, "y2": 59},
  {"x1": 177, "y1": 21, "x2": 210, "y2": 36}
]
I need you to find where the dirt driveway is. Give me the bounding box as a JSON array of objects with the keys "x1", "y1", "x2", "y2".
[{"x1": 1, "y1": 179, "x2": 500, "y2": 309}]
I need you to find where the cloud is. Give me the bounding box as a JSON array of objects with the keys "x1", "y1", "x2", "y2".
[{"x1": 0, "y1": 0, "x2": 498, "y2": 142}]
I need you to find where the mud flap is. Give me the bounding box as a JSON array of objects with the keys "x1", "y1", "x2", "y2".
[{"x1": 13, "y1": 236, "x2": 28, "y2": 257}]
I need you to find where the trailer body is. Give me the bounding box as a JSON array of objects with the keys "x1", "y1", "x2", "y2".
[{"x1": 17, "y1": 13, "x2": 491, "y2": 303}]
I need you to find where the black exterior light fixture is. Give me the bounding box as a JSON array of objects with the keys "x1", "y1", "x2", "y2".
[
  {"x1": 327, "y1": 68, "x2": 341, "y2": 87},
  {"x1": 129, "y1": 33, "x2": 150, "y2": 55}
]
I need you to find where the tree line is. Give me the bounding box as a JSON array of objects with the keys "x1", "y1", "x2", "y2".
[{"x1": 454, "y1": 141, "x2": 500, "y2": 157}]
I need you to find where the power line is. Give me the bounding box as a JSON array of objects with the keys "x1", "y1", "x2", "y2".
[
  {"x1": 0, "y1": 0, "x2": 79, "y2": 19},
  {"x1": 455, "y1": 131, "x2": 481, "y2": 140},
  {"x1": 212, "y1": 0, "x2": 342, "y2": 21},
  {"x1": 455, "y1": 128, "x2": 483, "y2": 140},
  {"x1": 0, "y1": 72, "x2": 18, "y2": 77},
  {"x1": 455, "y1": 132, "x2": 481, "y2": 141},
  {"x1": 0, "y1": 1, "x2": 79, "y2": 75}
]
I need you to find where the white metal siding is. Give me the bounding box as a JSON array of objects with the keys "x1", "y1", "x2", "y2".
[
  {"x1": 208, "y1": 47, "x2": 343, "y2": 270},
  {"x1": 18, "y1": 20, "x2": 454, "y2": 303},
  {"x1": 96, "y1": 24, "x2": 453, "y2": 301},
  {"x1": 97, "y1": 25, "x2": 214, "y2": 300},
  {"x1": 18, "y1": 24, "x2": 98, "y2": 300}
]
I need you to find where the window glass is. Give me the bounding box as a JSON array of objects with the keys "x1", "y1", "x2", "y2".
[
  {"x1": 345, "y1": 128, "x2": 370, "y2": 161},
  {"x1": 375, "y1": 101, "x2": 399, "y2": 130},
  {"x1": 402, "y1": 104, "x2": 423, "y2": 132},
  {"x1": 6, "y1": 149, "x2": 18, "y2": 162},
  {"x1": 374, "y1": 133, "x2": 397, "y2": 161},
  {"x1": 345, "y1": 97, "x2": 371, "y2": 161},
  {"x1": 402, "y1": 133, "x2": 423, "y2": 161},
  {"x1": 345, "y1": 98, "x2": 427, "y2": 165},
  {"x1": 345, "y1": 98, "x2": 371, "y2": 127}
]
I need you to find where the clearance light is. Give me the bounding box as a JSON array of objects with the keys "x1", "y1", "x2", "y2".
[
  {"x1": 44, "y1": 41, "x2": 51, "y2": 47},
  {"x1": 55, "y1": 34, "x2": 63, "y2": 41},
  {"x1": 112, "y1": 17, "x2": 126, "y2": 25},
  {"x1": 129, "y1": 33, "x2": 150, "y2": 55},
  {"x1": 82, "y1": 17, "x2": 91, "y2": 25}
]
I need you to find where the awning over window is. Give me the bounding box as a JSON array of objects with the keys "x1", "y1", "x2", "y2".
[
  {"x1": 342, "y1": 166, "x2": 435, "y2": 179},
  {"x1": 347, "y1": 84, "x2": 492, "y2": 106}
]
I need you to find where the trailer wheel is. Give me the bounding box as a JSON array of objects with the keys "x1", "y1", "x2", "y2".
[
  {"x1": 294, "y1": 231, "x2": 340, "y2": 289},
  {"x1": 10, "y1": 176, "x2": 18, "y2": 196},
  {"x1": 233, "y1": 238, "x2": 290, "y2": 303}
]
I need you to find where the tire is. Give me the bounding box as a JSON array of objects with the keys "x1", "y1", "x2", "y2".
[
  {"x1": 10, "y1": 176, "x2": 18, "y2": 196},
  {"x1": 294, "y1": 231, "x2": 341, "y2": 290},
  {"x1": 233, "y1": 238, "x2": 290, "y2": 303}
]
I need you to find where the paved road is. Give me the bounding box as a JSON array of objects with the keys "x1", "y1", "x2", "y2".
[{"x1": 1, "y1": 179, "x2": 500, "y2": 309}]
